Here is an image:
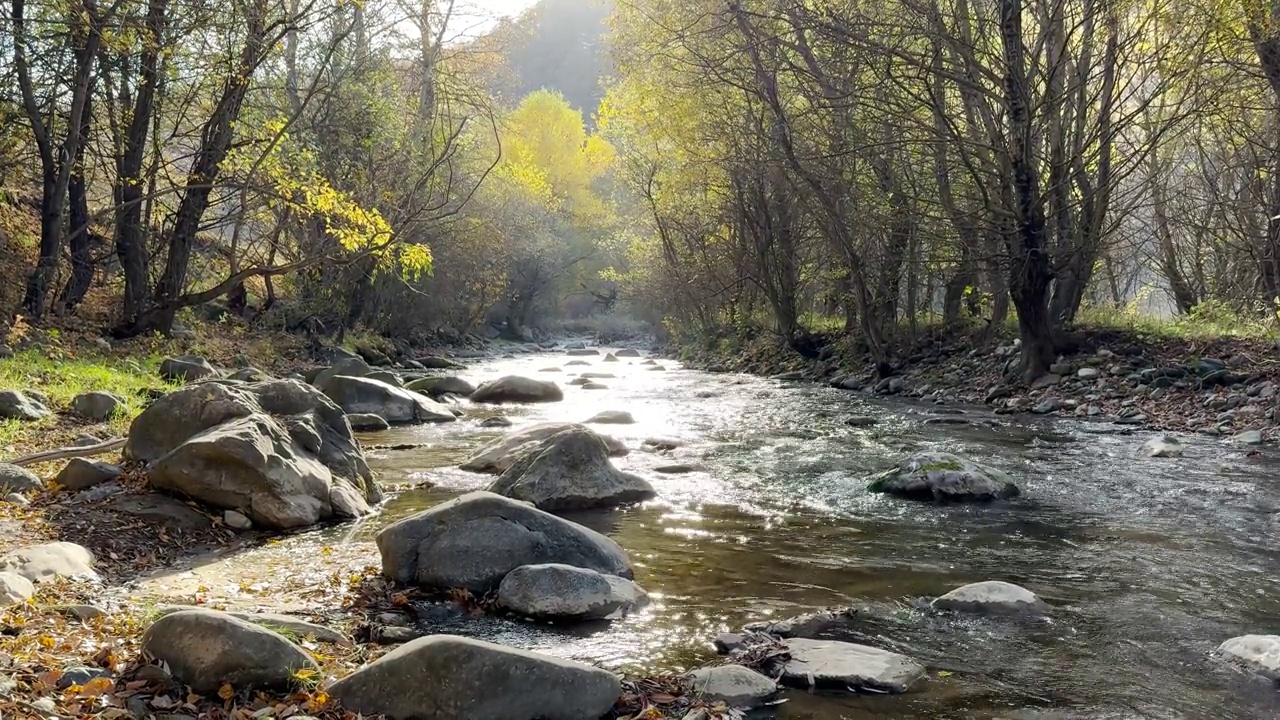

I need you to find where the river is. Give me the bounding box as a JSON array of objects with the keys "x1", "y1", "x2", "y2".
[{"x1": 139, "y1": 347, "x2": 1280, "y2": 719}]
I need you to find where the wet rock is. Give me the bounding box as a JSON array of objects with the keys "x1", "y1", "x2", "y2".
[
  {"x1": 159, "y1": 355, "x2": 217, "y2": 383},
  {"x1": 365, "y1": 370, "x2": 403, "y2": 387},
  {"x1": 585, "y1": 410, "x2": 634, "y2": 424},
  {"x1": 1114, "y1": 413, "x2": 1147, "y2": 425},
  {"x1": 714, "y1": 633, "x2": 747, "y2": 653},
  {"x1": 538, "y1": 366, "x2": 561, "y2": 373},
  {"x1": 69, "y1": 391, "x2": 124, "y2": 421},
  {"x1": 687, "y1": 665, "x2": 777, "y2": 708},
  {"x1": 616, "y1": 348, "x2": 642, "y2": 358},
  {"x1": 313, "y1": 357, "x2": 372, "y2": 388},
  {"x1": 376, "y1": 491, "x2": 631, "y2": 591},
  {"x1": 566, "y1": 348, "x2": 600, "y2": 356},
  {"x1": 648, "y1": 364, "x2": 668, "y2": 371},
  {"x1": 141, "y1": 609, "x2": 318, "y2": 693},
  {"x1": 0, "y1": 390, "x2": 50, "y2": 420},
  {"x1": 417, "y1": 356, "x2": 464, "y2": 370},
  {"x1": 655, "y1": 463, "x2": 697, "y2": 474},
  {"x1": 1140, "y1": 435, "x2": 1182, "y2": 458},
  {"x1": 743, "y1": 607, "x2": 860, "y2": 639},
  {"x1": 470, "y1": 376, "x2": 564, "y2": 404},
  {"x1": 0, "y1": 572, "x2": 34, "y2": 605},
  {"x1": 154, "y1": 606, "x2": 347, "y2": 643},
  {"x1": 329, "y1": 635, "x2": 621, "y2": 720},
  {"x1": 497, "y1": 563, "x2": 647, "y2": 620},
  {"x1": 319, "y1": 375, "x2": 455, "y2": 424},
  {"x1": 867, "y1": 451, "x2": 1020, "y2": 502},
  {"x1": 780, "y1": 638, "x2": 925, "y2": 693},
  {"x1": 566, "y1": 360, "x2": 591, "y2": 367},
  {"x1": 0, "y1": 542, "x2": 96, "y2": 582},
  {"x1": 56, "y1": 458, "x2": 121, "y2": 491},
  {"x1": 580, "y1": 372, "x2": 616, "y2": 379},
  {"x1": 0, "y1": 464, "x2": 41, "y2": 493},
  {"x1": 603, "y1": 353, "x2": 619, "y2": 362},
  {"x1": 346, "y1": 413, "x2": 390, "y2": 431},
  {"x1": 1032, "y1": 398, "x2": 1059, "y2": 414},
  {"x1": 568, "y1": 377, "x2": 591, "y2": 386},
  {"x1": 223, "y1": 509, "x2": 253, "y2": 530},
  {"x1": 845, "y1": 416, "x2": 879, "y2": 427},
  {"x1": 1232, "y1": 429, "x2": 1264, "y2": 445},
  {"x1": 1218, "y1": 634, "x2": 1280, "y2": 679},
  {"x1": 460, "y1": 422, "x2": 627, "y2": 474},
  {"x1": 56, "y1": 666, "x2": 111, "y2": 689},
  {"x1": 373, "y1": 626, "x2": 423, "y2": 645},
  {"x1": 480, "y1": 416, "x2": 513, "y2": 428},
  {"x1": 1029, "y1": 374, "x2": 1061, "y2": 390},
  {"x1": 932, "y1": 580, "x2": 1046, "y2": 616},
  {"x1": 582, "y1": 382, "x2": 608, "y2": 390},
  {"x1": 405, "y1": 376, "x2": 476, "y2": 399},
  {"x1": 642, "y1": 437, "x2": 682, "y2": 451},
  {"x1": 489, "y1": 428, "x2": 655, "y2": 512}
]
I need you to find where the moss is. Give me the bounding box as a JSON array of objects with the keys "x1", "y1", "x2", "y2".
[{"x1": 920, "y1": 459, "x2": 964, "y2": 472}]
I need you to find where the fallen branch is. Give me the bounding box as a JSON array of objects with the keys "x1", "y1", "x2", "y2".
[{"x1": 6, "y1": 437, "x2": 126, "y2": 467}]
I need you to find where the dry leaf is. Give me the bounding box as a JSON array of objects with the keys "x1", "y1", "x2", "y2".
[{"x1": 218, "y1": 682, "x2": 236, "y2": 700}]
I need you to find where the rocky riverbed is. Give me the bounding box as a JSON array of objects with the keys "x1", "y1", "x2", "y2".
[{"x1": 0, "y1": 339, "x2": 1278, "y2": 719}]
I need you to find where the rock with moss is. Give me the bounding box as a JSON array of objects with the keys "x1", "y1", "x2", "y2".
[{"x1": 867, "y1": 451, "x2": 1020, "y2": 502}]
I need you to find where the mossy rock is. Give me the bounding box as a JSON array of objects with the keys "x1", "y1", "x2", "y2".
[{"x1": 867, "y1": 451, "x2": 1019, "y2": 502}]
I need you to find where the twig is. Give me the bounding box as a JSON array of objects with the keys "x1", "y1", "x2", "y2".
[{"x1": 6, "y1": 437, "x2": 125, "y2": 467}]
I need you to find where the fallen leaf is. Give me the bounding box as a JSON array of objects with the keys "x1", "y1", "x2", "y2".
[{"x1": 218, "y1": 682, "x2": 235, "y2": 700}]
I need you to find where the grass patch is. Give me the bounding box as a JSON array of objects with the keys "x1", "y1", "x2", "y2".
[{"x1": 1076, "y1": 300, "x2": 1278, "y2": 341}]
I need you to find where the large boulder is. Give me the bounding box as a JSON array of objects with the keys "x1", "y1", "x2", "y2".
[
  {"x1": 867, "y1": 451, "x2": 1020, "y2": 502},
  {"x1": 376, "y1": 491, "x2": 632, "y2": 591},
  {"x1": 153, "y1": 606, "x2": 347, "y2": 644},
  {"x1": 615, "y1": 348, "x2": 642, "y2": 358},
  {"x1": 1140, "y1": 435, "x2": 1182, "y2": 458},
  {"x1": 313, "y1": 357, "x2": 372, "y2": 389},
  {"x1": 347, "y1": 413, "x2": 390, "y2": 431},
  {"x1": 488, "y1": 428, "x2": 655, "y2": 511},
  {"x1": 0, "y1": 464, "x2": 42, "y2": 493},
  {"x1": 470, "y1": 376, "x2": 563, "y2": 404},
  {"x1": 497, "y1": 563, "x2": 648, "y2": 620},
  {"x1": 159, "y1": 355, "x2": 216, "y2": 383},
  {"x1": 405, "y1": 376, "x2": 476, "y2": 398},
  {"x1": 318, "y1": 375, "x2": 455, "y2": 424},
  {"x1": 780, "y1": 638, "x2": 925, "y2": 693},
  {"x1": 687, "y1": 665, "x2": 776, "y2": 708},
  {"x1": 0, "y1": 390, "x2": 50, "y2": 421},
  {"x1": 417, "y1": 356, "x2": 464, "y2": 369},
  {"x1": 460, "y1": 422, "x2": 627, "y2": 474},
  {"x1": 585, "y1": 410, "x2": 634, "y2": 424},
  {"x1": 932, "y1": 580, "x2": 1046, "y2": 615},
  {"x1": 69, "y1": 391, "x2": 124, "y2": 421},
  {"x1": 330, "y1": 635, "x2": 620, "y2": 720},
  {"x1": 0, "y1": 542, "x2": 96, "y2": 582},
  {"x1": 1218, "y1": 635, "x2": 1280, "y2": 680},
  {"x1": 141, "y1": 609, "x2": 318, "y2": 693}
]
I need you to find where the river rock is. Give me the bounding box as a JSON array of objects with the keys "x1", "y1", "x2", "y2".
[
  {"x1": 376, "y1": 491, "x2": 632, "y2": 590},
  {"x1": 1032, "y1": 398, "x2": 1059, "y2": 414},
  {"x1": 585, "y1": 410, "x2": 634, "y2": 424},
  {"x1": 780, "y1": 638, "x2": 925, "y2": 693},
  {"x1": 56, "y1": 458, "x2": 120, "y2": 491},
  {"x1": 405, "y1": 376, "x2": 476, "y2": 398},
  {"x1": 470, "y1": 376, "x2": 564, "y2": 404},
  {"x1": 69, "y1": 391, "x2": 124, "y2": 421},
  {"x1": 581, "y1": 382, "x2": 608, "y2": 390},
  {"x1": 566, "y1": 348, "x2": 599, "y2": 356},
  {"x1": 0, "y1": 390, "x2": 50, "y2": 421},
  {"x1": 497, "y1": 563, "x2": 647, "y2": 620},
  {"x1": 1232, "y1": 429, "x2": 1264, "y2": 445},
  {"x1": 655, "y1": 463, "x2": 697, "y2": 474},
  {"x1": 481, "y1": 416, "x2": 513, "y2": 428},
  {"x1": 417, "y1": 356, "x2": 464, "y2": 369},
  {"x1": 313, "y1": 357, "x2": 372, "y2": 388},
  {"x1": 580, "y1": 372, "x2": 615, "y2": 379},
  {"x1": 153, "y1": 606, "x2": 347, "y2": 644},
  {"x1": 1140, "y1": 435, "x2": 1182, "y2": 458},
  {"x1": 0, "y1": 572, "x2": 34, "y2": 605},
  {"x1": 867, "y1": 451, "x2": 1020, "y2": 502},
  {"x1": 1218, "y1": 634, "x2": 1280, "y2": 679},
  {"x1": 224, "y1": 509, "x2": 253, "y2": 529},
  {"x1": 1077, "y1": 367, "x2": 1101, "y2": 380},
  {"x1": 932, "y1": 580, "x2": 1047, "y2": 615},
  {"x1": 687, "y1": 665, "x2": 777, "y2": 708},
  {"x1": 845, "y1": 416, "x2": 879, "y2": 427},
  {"x1": 141, "y1": 609, "x2": 318, "y2": 693},
  {"x1": 0, "y1": 464, "x2": 41, "y2": 493},
  {"x1": 318, "y1": 375, "x2": 455, "y2": 424},
  {"x1": 568, "y1": 377, "x2": 591, "y2": 386},
  {"x1": 229, "y1": 367, "x2": 271, "y2": 383},
  {"x1": 329, "y1": 635, "x2": 621, "y2": 720},
  {"x1": 347, "y1": 413, "x2": 390, "y2": 431},
  {"x1": 366, "y1": 370, "x2": 403, "y2": 387},
  {"x1": 566, "y1": 360, "x2": 590, "y2": 366},
  {"x1": 1029, "y1": 373, "x2": 1061, "y2": 390},
  {"x1": 488, "y1": 428, "x2": 655, "y2": 511},
  {"x1": 159, "y1": 355, "x2": 217, "y2": 383},
  {"x1": 460, "y1": 422, "x2": 627, "y2": 474},
  {"x1": 0, "y1": 542, "x2": 96, "y2": 582},
  {"x1": 744, "y1": 607, "x2": 860, "y2": 639}
]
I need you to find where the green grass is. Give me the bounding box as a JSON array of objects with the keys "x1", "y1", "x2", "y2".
[
  {"x1": 1076, "y1": 301, "x2": 1278, "y2": 340},
  {"x1": 0, "y1": 349, "x2": 174, "y2": 453}
]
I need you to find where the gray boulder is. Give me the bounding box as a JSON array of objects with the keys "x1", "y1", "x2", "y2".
[
  {"x1": 497, "y1": 563, "x2": 648, "y2": 620},
  {"x1": 867, "y1": 451, "x2": 1020, "y2": 501},
  {"x1": 365, "y1": 370, "x2": 403, "y2": 387},
  {"x1": 376, "y1": 491, "x2": 632, "y2": 591},
  {"x1": 0, "y1": 464, "x2": 41, "y2": 493},
  {"x1": 488, "y1": 428, "x2": 655, "y2": 511},
  {"x1": 585, "y1": 410, "x2": 634, "y2": 424},
  {"x1": 141, "y1": 609, "x2": 318, "y2": 693},
  {"x1": 405, "y1": 376, "x2": 476, "y2": 398},
  {"x1": 1140, "y1": 435, "x2": 1182, "y2": 458},
  {"x1": 229, "y1": 367, "x2": 271, "y2": 382},
  {"x1": 687, "y1": 665, "x2": 776, "y2": 708},
  {"x1": 0, "y1": 390, "x2": 50, "y2": 420},
  {"x1": 566, "y1": 348, "x2": 599, "y2": 356},
  {"x1": 1218, "y1": 635, "x2": 1280, "y2": 680},
  {"x1": 153, "y1": 606, "x2": 347, "y2": 644},
  {"x1": 1232, "y1": 429, "x2": 1264, "y2": 445},
  {"x1": 781, "y1": 638, "x2": 925, "y2": 693},
  {"x1": 0, "y1": 572, "x2": 34, "y2": 605},
  {"x1": 319, "y1": 375, "x2": 455, "y2": 424},
  {"x1": 481, "y1": 416, "x2": 513, "y2": 428},
  {"x1": 330, "y1": 635, "x2": 620, "y2": 720},
  {"x1": 932, "y1": 580, "x2": 1047, "y2": 615},
  {"x1": 69, "y1": 391, "x2": 124, "y2": 421},
  {"x1": 470, "y1": 376, "x2": 563, "y2": 404},
  {"x1": 56, "y1": 458, "x2": 120, "y2": 491},
  {"x1": 159, "y1": 355, "x2": 216, "y2": 383},
  {"x1": 615, "y1": 348, "x2": 641, "y2": 357},
  {"x1": 347, "y1": 413, "x2": 390, "y2": 431},
  {"x1": 313, "y1": 357, "x2": 372, "y2": 389},
  {"x1": 460, "y1": 422, "x2": 627, "y2": 474},
  {"x1": 0, "y1": 542, "x2": 96, "y2": 582},
  {"x1": 417, "y1": 356, "x2": 464, "y2": 369}
]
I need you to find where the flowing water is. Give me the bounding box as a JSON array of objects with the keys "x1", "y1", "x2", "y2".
[{"x1": 140, "y1": 348, "x2": 1280, "y2": 719}]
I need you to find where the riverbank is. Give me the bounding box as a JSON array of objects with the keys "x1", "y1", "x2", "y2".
[{"x1": 671, "y1": 324, "x2": 1280, "y2": 440}]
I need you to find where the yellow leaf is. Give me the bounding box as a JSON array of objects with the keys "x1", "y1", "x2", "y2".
[
  {"x1": 37, "y1": 635, "x2": 54, "y2": 648},
  {"x1": 937, "y1": 670, "x2": 953, "y2": 677},
  {"x1": 77, "y1": 676, "x2": 114, "y2": 697},
  {"x1": 218, "y1": 682, "x2": 235, "y2": 700}
]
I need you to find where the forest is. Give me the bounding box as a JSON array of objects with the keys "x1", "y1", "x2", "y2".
[{"x1": 3, "y1": 0, "x2": 1280, "y2": 380}]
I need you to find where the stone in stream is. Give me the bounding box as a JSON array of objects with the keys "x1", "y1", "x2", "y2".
[
  {"x1": 539, "y1": 366, "x2": 561, "y2": 372},
  {"x1": 565, "y1": 360, "x2": 591, "y2": 367},
  {"x1": 159, "y1": 355, "x2": 217, "y2": 383},
  {"x1": 0, "y1": 464, "x2": 42, "y2": 493},
  {"x1": 743, "y1": 607, "x2": 860, "y2": 639},
  {"x1": 365, "y1": 370, "x2": 403, "y2": 387},
  {"x1": 480, "y1": 416, "x2": 513, "y2": 428},
  {"x1": 603, "y1": 353, "x2": 619, "y2": 362},
  {"x1": 417, "y1": 356, "x2": 464, "y2": 369},
  {"x1": 141, "y1": 609, "x2": 318, "y2": 693},
  {"x1": 566, "y1": 348, "x2": 600, "y2": 357},
  {"x1": 56, "y1": 458, "x2": 120, "y2": 491},
  {"x1": 780, "y1": 638, "x2": 925, "y2": 693},
  {"x1": 585, "y1": 410, "x2": 634, "y2": 424},
  {"x1": 867, "y1": 451, "x2": 1020, "y2": 502},
  {"x1": 497, "y1": 563, "x2": 648, "y2": 620},
  {"x1": 568, "y1": 377, "x2": 591, "y2": 386},
  {"x1": 580, "y1": 372, "x2": 615, "y2": 379},
  {"x1": 1217, "y1": 634, "x2": 1280, "y2": 679},
  {"x1": 931, "y1": 580, "x2": 1047, "y2": 616},
  {"x1": 845, "y1": 416, "x2": 879, "y2": 427},
  {"x1": 470, "y1": 376, "x2": 564, "y2": 404},
  {"x1": 329, "y1": 635, "x2": 620, "y2": 720},
  {"x1": 346, "y1": 413, "x2": 390, "y2": 431},
  {"x1": 1231, "y1": 429, "x2": 1264, "y2": 445},
  {"x1": 313, "y1": 357, "x2": 372, "y2": 388},
  {"x1": 655, "y1": 463, "x2": 698, "y2": 474},
  {"x1": 1140, "y1": 435, "x2": 1182, "y2": 458},
  {"x1": 581, "y1": 382, "x2": 608, "y2": 390},
  {"x1": 487, "y1": 428, "x2": 655, "y2": 512},
  {"x1": 0, "y1": 542, "x2": 96, "y2": 582},
  {"x1": 460, "y1": 422, "x2": 627, "y2": 474},
  {"x1": 0, "y1": 390, "x2": 50, "y2": 421},
  {"x1": 318, "y1": 375, "x2": 455, "y2": 424},
  {"x1": 615, "y1": 348, "x2": 642, "y2": 358},
  {"x1": 405, "y1": 376, "x2": 476, "y2": 398},
  {"x1": 687, "y1": 665, "x2": 777, "y2": 708},
  {"x1": 376, "y1": 491, "x2": 632, "y2": 591},
  {"x1": 69, "y1": 391, "x2": 124, "y2": 421}
]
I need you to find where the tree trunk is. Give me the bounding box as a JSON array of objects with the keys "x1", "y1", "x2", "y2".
[{"x1": 58, "y1": 89, "x2": 95, "y2": 311}]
